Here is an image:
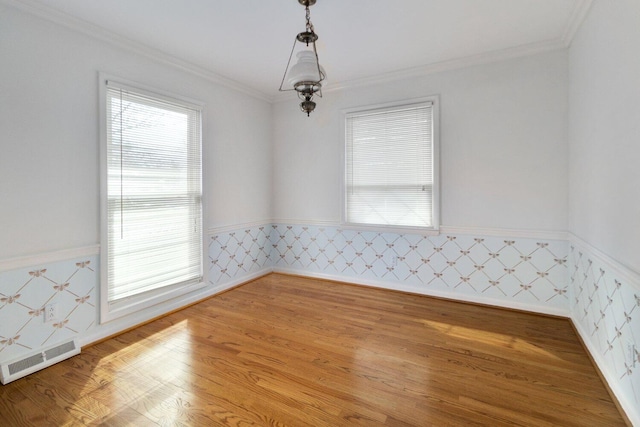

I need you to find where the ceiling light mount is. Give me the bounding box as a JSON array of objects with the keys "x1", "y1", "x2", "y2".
[
  {"x1": 296, "y1": 31, "x2": 318, "y2": 46},
  {"x1": 279, "y1": 0, "x2": 326, "y2": 117}
]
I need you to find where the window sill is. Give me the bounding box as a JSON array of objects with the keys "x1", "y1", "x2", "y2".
[{"x1": 100, "y1": 279, "x2": 206, "y2": 324}]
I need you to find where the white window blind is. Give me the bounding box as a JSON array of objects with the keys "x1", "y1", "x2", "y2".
[
  {"x1": 345, "y1": 101, "x2": 435, "y2": 228},
  {"x1": 105, "y1": 82, "x2": 203, "y2": 305}
]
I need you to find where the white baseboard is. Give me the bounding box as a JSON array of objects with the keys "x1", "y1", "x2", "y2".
[
  {"x1": 274, "y1": 266, "x2": 636, "y2": 423},
  {"x1": 571, "y1": 317, "x2": 639, "y2": 426},
  {"x1": 79, "y1": 268, "x2": 272, "y2": 348},
  {"x1": 273, "y1": 267, "x2": 570, "y2": 318}
]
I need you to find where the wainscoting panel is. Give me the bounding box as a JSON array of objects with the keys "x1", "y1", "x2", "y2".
[
  {"x1": 269, "y1": 223, "x2": 569, "y2": 315},
  {"x1": 207, "y1": 225, "x2": 272, "y2": 286},
  {"x1": 570, "y1": 240, "x2": 640, "y2": 423},
  {"x1": 14, "y1": 223, "x2": 640, "y2": 422},
  {"x1": 0, "y1": 256, "x2": 98, "y2": 363}
]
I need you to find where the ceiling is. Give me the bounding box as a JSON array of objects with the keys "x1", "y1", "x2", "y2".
[{"x1": 9, "y1": 0, "x2": 591, "y2": 100}]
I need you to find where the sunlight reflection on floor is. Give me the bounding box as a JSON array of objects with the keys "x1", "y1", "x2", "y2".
[{"x1": 414, "y1": 318, "x2": 564, "y2": 361}]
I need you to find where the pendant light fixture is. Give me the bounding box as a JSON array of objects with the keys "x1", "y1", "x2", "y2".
[{"x1": 279, "y1": 0, "x2": 327, "y2": 117}]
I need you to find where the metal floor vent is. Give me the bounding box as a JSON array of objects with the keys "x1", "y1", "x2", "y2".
[{"x1": 0, "y1": 339, "x2": 80, "y2": 385}]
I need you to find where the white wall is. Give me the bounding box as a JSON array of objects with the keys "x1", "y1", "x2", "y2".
[
  {"x1": 0, "y1": 3, "x2": 636, "y2": 420},
  {"x1": 568, "y1": 2, "x2": 640, "y2": 423},
  {"x1": 0, "y1": 7, "x2": 272, "y2": 261},
  {"x1": 568, "y1": 0, "x2": 640, "y2": 274},
  {"x1": 273, "y1": 51, "x2": 568, "y2": 232}
]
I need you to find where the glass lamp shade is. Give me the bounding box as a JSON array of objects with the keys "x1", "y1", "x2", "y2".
[{"x1": 287, "y1": 50, "x2": 326, "y2": 93}]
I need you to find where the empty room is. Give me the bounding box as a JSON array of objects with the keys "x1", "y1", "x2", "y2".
[{"x1": 0, "y1": 0, "x2": 638, "y2": 425}]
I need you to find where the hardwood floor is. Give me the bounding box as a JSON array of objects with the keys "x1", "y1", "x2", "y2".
[{"x1": 0, "y1": 274, "x2": 627, "y2": 426}]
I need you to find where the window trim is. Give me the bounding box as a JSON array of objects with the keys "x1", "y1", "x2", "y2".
[
  {"x1": 341, "y1": 96, "x2": 440, "y2": 235},
  {"x1": 98, "y1": 72, "x2": 206, "y2": 323}
]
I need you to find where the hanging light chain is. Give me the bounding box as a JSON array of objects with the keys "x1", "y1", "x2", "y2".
[
  {"x1": 306, "y1": 5, "x2": 314, "y2": 35},
  {"x1": 279, "y1": 0, "x2": 324, "y2": 117}
]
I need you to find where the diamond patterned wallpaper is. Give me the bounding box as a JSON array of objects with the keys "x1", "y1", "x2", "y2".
[
  {"x1": 265, "y1": 224, "x2": 569, "y2": 312},
  {"x1": 571, "y1": 245, "x2": 640, "y2": 409},
  {"x1": 205, "y1": 224, "x2": 570, "y2": 313},
  {"x1": 0, "y1": 256, "x2": 98, "y2": 363},
  {"x1": 207, "y1": 226, "x2": 272, "y2": 285}
]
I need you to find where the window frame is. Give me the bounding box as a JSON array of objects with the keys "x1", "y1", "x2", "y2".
[
  {"x1": 342, "y1": 96, "x2": 440, "y2": 234},
  {"x1": 98, "y1": 73, "x2": 206, "y2": 323}
]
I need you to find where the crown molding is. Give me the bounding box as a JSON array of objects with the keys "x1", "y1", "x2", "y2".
[
  {"x1": 1, "y1": 0, "x2": 271, "y2": 103},
  {"x1": 561, "y1": 0, "x2": 594, "y2": 47},
  {"x1": 277, "y1": 0, "x2": 594, "y2": 101},
  {"x1": 4, "y1": 0, "x2": 594, "y2": 104},
  {"x1": 275, "y1": 37, "x2": 567, "y2": 103},
  {"x1": 325, "y1": 38, "x2": 567, "y2": 96},
  {"x1": 274, "y1": 38, "x2": 567, "y2": 102}
]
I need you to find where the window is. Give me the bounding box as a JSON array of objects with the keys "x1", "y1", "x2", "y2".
[
  {"x1": 100, "y1": 76, "x2": 204, "y2": 322},
  {"x1": 344, "y1": 98, "x2": 439, "y2": 230}
]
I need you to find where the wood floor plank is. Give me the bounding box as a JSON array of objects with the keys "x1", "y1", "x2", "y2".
[{"x1": 0, "y1": 273, "x2": 628, "y2": 426}]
